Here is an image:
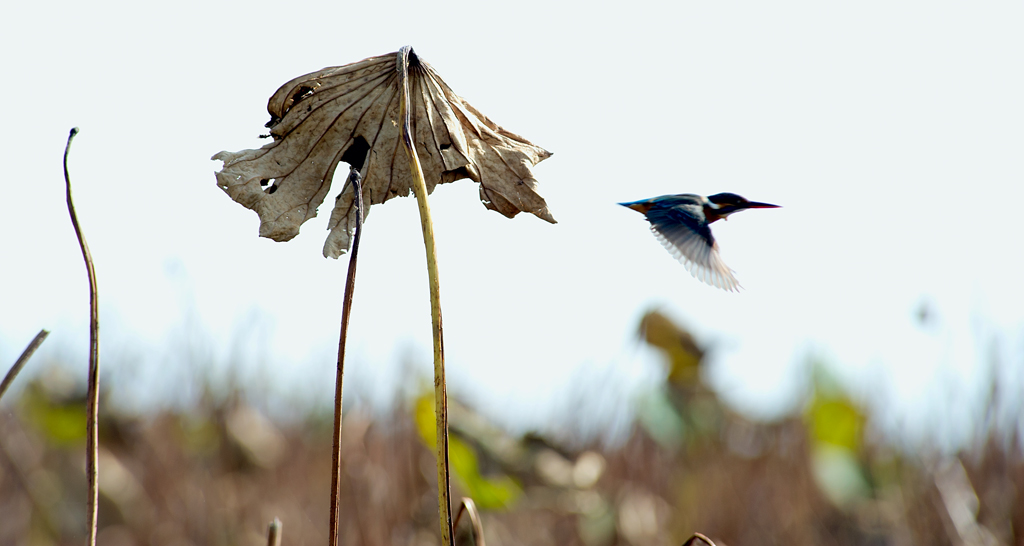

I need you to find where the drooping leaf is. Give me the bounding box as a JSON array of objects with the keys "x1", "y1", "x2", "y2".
[
  {"x1": 638, "y1": 309, "x2": 705, "y2": 387},
  {"x1": 213, "y1": 48, "x2": 554, "y2": 258}
]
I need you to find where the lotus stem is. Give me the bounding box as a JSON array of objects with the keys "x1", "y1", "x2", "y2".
[
  {"x1": 328, "y1": 166, "x2": 365, "y2": 546},
  {"x1": 63, "y1": 127, "x2": 101, "y2": 546},
  {"x1": 397, "y1": 46, "x2": 454, "y2": 546}
]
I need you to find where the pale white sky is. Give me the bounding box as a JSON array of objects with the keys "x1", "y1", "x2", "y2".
[{"x1": 2, "y1": 1, "x2": 1022, "y2": 445}]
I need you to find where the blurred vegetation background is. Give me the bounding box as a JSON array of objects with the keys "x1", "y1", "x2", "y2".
[{"x1": 1, "y1": 309, "x2": 1021, "y2": 546}]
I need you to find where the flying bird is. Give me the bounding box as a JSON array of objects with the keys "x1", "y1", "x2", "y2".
[{"x1": 620, "y1": 193, "x2": 779, "y2": 291}]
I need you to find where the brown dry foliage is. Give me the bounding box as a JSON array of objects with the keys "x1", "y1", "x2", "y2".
[{"x1": 1, "y1": 379, "x2": 1021, "y2": 546}]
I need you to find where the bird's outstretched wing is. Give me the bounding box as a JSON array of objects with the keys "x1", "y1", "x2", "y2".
[{"x1": 646, "y1": 206, "x2": 741, "y2": 292}]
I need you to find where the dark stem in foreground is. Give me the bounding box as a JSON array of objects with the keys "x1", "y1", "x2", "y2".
[
  {"x1": 0, "y1": 330, "x2": 49, "y2": 402},
  {"x1": 328, "y1": 166, "x2": 365, "y2": 546},
  {"x1": 63, "y1": 127, "x2": 101, "y2": 546}
]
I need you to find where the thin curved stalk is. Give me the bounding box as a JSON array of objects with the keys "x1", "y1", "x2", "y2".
[
  {"x1": 397, "y1": 46, "x2": 454, "y2": 546},
  {"x1": 682, "y1": 532, "x2": 718, "y2": 546},
  {"x1": 0, "y1": 330, "x2": 49, "y2": 402},
  {"x1": 328, "y1": 167, "x2": 365, "y2": 546},
  {"x1": 64, "y1": 127, "x2": 101, "y2": 546},
  {"x1": 453, "y1": 497, "x2": 486, "y2": 546}
]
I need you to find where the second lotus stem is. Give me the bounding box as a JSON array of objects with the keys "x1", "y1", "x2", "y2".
[{"x1": 397, "y1": 46, "x2": 454, "y2": 546}]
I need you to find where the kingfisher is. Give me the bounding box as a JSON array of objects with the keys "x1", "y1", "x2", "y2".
[{"x1": 620, "y1": 193, "x2": 779, "y2": 292}]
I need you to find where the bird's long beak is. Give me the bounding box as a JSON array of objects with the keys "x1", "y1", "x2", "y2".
[
  {"x1": 744, "y1": 201, "x2": 780, "y2": 209},
  {"x1": 619, "y1": 201, "x2": 652, "y2": 214}
]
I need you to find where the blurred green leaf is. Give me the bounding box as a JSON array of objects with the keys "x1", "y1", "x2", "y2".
[
  {"x1": 414, "y1": 390, "x2": 437, "y2": 447},
  {"x1": 449, "y1": 436, "x2": 522, "y2": 509},
  {"x1": 805, "y1": 367, "x2": 864, "y2": 451},
  {"x1": 20, "y1": 383, "x2": 87, "y2": 447},
  {"x1": 175, "y1": 414, "x2": 222, "y2": 456},
  {"x1": 804, "y1": 363, "x2": 871, "y2": 507},
  {"x1": 414, "y1": 391, "x2": 522, "y2": 509},
  {"x1": 808, "y1": 398, "x2": 863, "y2": 451},
  {"x1": 636, "y1": 388, "x2": 685, "y2": 449},
  {"x1": 577, "y1": 497, "x2": 616, "y2": 546},
  {"x1": 811, "y1": 444, "x2": 871, "y2": 507}
]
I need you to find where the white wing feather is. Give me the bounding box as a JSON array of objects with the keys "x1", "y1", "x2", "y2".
[{"x1": 651, "y1": 226, "x2": 741, "y2": 292}]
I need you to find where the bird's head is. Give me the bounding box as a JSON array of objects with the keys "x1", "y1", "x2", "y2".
[{"x1": 704, "y1": 193, "x2": 779, "y2": 222}]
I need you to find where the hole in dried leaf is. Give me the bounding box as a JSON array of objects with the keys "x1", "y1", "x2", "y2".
[
  {"x1": 291, "y1": 86, "x2": 315, "y2": 106},
  {"x1": 260, "y1": 179, "x2": 270, "y2": 187},
  {"x1": 340, "y1": 136, "x2": 371, "y2": 172},
  {"x1": 440, "y1": 143, "x2": 451, "y2": 151},
  {"x1": 263, "y1": 179, "x2": 278, "y2": 194},
  {"x1": 268, "y1": 185, "x2": 278, "y2": 195}
]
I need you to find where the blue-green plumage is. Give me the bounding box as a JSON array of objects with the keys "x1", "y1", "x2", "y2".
[{"x1": 620, "y1": 193, "x2": 779, "y2": 291}]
